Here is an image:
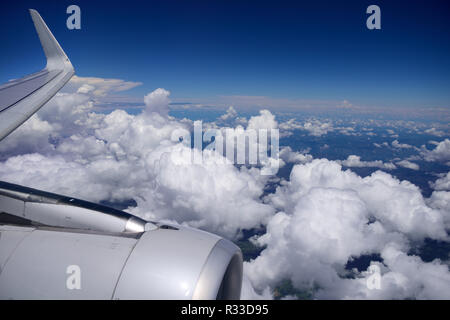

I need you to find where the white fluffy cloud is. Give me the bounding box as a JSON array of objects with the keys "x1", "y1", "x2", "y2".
[
  {"x1": 220, "y1": 106, "x2": 238, "y2": 121},
  {"x1": 269, "y1": 159, "x2": 447, "y2": 240},
  {"x1": 392, "y1": 140, "x2": 414, "y2": 149},
  {"x1": 432, "y1": 172, "x2": 450, "y2": 191},
  {"x1": 338, "y1": 155, "x2": 396, "y2": 170},
  {"x1": 425, "y1": 128, "x2": 446, "y2": 137},
  {"x1": 133, "y1": 145, "x2": 274, "y2": 237},
  {"x1": 314, "y1": 243, "x2": 450, "y2": 299},
  {"x1": 0, "y1": 115, "x2": 55, "y2": 158},
  {"x1": 244, "y1": 159, "x2": 450, "y2": 299},
  {"x1": 302, "y1": 120, "x2": 333, "y2": 136},
  {"x1": 1, "y1": 75, "x2": 449, "y2": 300},
  {"x1": 396, "y1": 160, "x2": 420, "y2": 171},
  {"x1": 279, "y1": 118, "x2": 333, "y2": 137},
  {"x1": 422, "y1": 139, "x2": 450, "y2": 164},
  {"x1": 0, "y1": 83, "x2": 273, "y2": 239},
  {"x1": 143, "y1": 88, "x2": 171, "y2": 116},
  {"x1": 247, "y1": 109, "x2": 278, "y2": 131},
  {"x1": 428, "y1": 173, "x2": 450, "y2": 220},
  {"x1": 216, "y1": 106, "x2": 248, "y2": 127},
  {"x1": 279, "y1": 146, "x2": 313, "y2": 165}
]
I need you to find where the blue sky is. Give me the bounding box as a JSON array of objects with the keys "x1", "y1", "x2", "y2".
[{"x1": 1, "y1": 0, "x2": 449, "y2": 110}]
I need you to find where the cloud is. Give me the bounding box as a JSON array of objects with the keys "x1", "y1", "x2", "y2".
[
  {"x1": 279, "y1": 147, "x2": 313, "y2": 165},
  {"x1": 241, "y1": 274, "x2": 273, "y2": 300},
  {"x1": 217, "y1": 106, "x2": 248, "y2": 127},
  {"x1": 425, "y1": 128, "x2": 446, "y2": 137},
  {"x1": 67, "y1": 75, "x2": 142, "y2": 97},
  {"x1": 1, "y1": 75, "x2": 449, "y2": 300},
  {"x1": 143, "y1": 88, "x2": 171, "y2": 116},
  {"x1": 220, "y1": 106, "x2": 238, "y2": 121},
  {"x1": 247, "y1": 110, "x2": 278, "y2": 131},
  {"x1": 0, "y1": 87, "x2": 274, "y2": 239},
  {"x1": 431, "y1": 172, "x2": 450, "y2": 191},
  {"x1": 337, "y1": 155, "x2": 396, "y2": 170},
  {"x1": 280, "y1": 118, "x2": 333, "y2": 137},
  {"x1": 129, "y1": 145, "x2": 274, "y2": 238},
  {"x1": 396, "y1": 160, "x2": 420, "y2": 171},
  {"x1": 387, "y1": 129, "x2": 395, "y2": 135},
  {"x1": 279, "y1": 119, "x2": 303, "y2": 131},
  {"x1": 374, "y1": 142, "x2": 390, "y2": 148},
  {"x1": 316, "y1": 243, "x2": 450, "y2": 299},
  {"x1": 77, "y1": 84, "x2": 95, "y2": 94},
  {"x1": 269, "y1": 159, "x2": 447, "y2": 240},
  {"x1": 428, "y1": 140, "x2": 440, "y2": 146},
  {"x1": 392, "y1": 140, "x2": 413, "y2": 149},
  {"x1": 0, "y1": 115, "x2": 55, "y2": 159},
  {"x1": 302, "y1": 120, "x2": 333, "y2": 137},
  {"x1": 337, "y1": 126, "x2": 357, "y2": 136},
  {"x1": 0, "y1": 92, "x2": 95, "y2": 158},
  {"x1": 427, "y1": 190, "x2": 450, "y2": 220},
  {"x1": 245, "y1": 159, "x2": 450, "y2": 299},
  {"x1": 422, "y1": 139, "x2": 450, "y2": 164}
]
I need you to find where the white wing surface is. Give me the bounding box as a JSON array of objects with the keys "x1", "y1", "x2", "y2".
[{"x1": 0, "y1": 9, "x2": 75, "y2": 141}]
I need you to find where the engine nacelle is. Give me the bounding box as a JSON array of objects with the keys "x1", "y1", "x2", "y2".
[{"x1": 0, "y1": 181, "x2": 243, "y2": 299}]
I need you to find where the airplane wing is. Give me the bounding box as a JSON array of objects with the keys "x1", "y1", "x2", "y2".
[{"x1": 0, "y1": 9, "x2": 75, "y2": 141}]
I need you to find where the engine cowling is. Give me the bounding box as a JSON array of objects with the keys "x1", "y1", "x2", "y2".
[{"x1": 0, "y1": 181, "x2": 243, "y2": 300}]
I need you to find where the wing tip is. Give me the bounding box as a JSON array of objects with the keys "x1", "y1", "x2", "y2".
[
  {"x1": 29, "y1": 9, "x2": 40, "y2": 21},
  {"x1": 28, "y1": 9, "x2": 74, "y2": 73}
]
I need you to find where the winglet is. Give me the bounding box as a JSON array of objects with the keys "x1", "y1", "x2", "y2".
[
  {"x1": 0, "y1": 10, "x2": 75, "y2": 141},
  {"x1": 29, "y1": 9, "x2": 74, "y2": 72}
]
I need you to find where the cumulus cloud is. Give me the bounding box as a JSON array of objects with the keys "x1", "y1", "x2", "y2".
[
  {"x1": 425, "y1": 128, "x2": 446, "y2": 137},
  {"x1": 316, "y1": 243, "x2": 450, "y2": 299},
  {"x1": 220, "y1": 106, "x2": 238, "y2": 121},
  {"x1": 0, "y1": 115, "x2": 55, "y2": 159},
  {"x1": 431, "y1": 172, "x2": 450, "y2": 191},
  {"x1": 392, "y1": 140, "x2": 414, "y2": 149},
  {"x1": 302, "y1": 119, "x2": 333, "y2": 136},
  {"x1": 1, "y1": 75, "x2": 449, "y2": 300},
  {"x1": 204, "y1": 109, "x2": 281, "y2": 174},
  {"x1": 337, "y1": 155, "x2": 396, "y2": 170},
  {"x1": 396, "y1": 160, "x2": 420, "y2": 171},
  {"x1": 0, "y1": 85, "x2": 274, "y2": 239},
  {"x1": 143, "y1": 88, "x2": 171, "y2": 116},
  {"x1": 279, "y1": 147, "x2": 313, "y2": 165},
  {"x1": 77, "y1": 83, "x2": 95, "y2": 94},
  {"x1": 129, "y1": 145, "x2": 274, "y2": 238},
  {"x1": 0, "y1": 92, "x2": 95, "y2": 158},
  {"x1": 337, "y1": 126, "x2": 357, "y2": 136},
  {"x1": 387, "y1": 129, "x2": 395, "y2": 135},
  {"x1": 422, "y1": 139, "x2": 450, "y2": 164},
  {"x1": 279, "y1": 119, "x2": 303, "y2": 131},
  {"x1": 279, "y1": 118, "x2": 333, "y2": 137},
  {"x1": 268, "y1": 159, "x2": 447, "y2": 240},
  {"x1": 218, "y1": 106, "x2": 248, "y2": 127},
  {"x1": 427, "y1": 190, "x2": 450, "y2": 220},
  {"x1": 244, "y1": 159, "x2": 450, "y2": 299},
  {"x1": 247, "y1": 109, "x2": 278, "y2": 131}
]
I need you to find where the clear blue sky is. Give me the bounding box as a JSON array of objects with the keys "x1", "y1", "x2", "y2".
[{"x1": 1, "y1": 0, "x2": 449, "y2": 109}]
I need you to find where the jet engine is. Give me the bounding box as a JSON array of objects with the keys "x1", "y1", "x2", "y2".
[{"x1": 0, "y1": 181, "x2": 243, "y2": 299}]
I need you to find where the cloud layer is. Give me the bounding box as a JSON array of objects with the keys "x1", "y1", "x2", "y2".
[
  {"x1": 246, "y1": 159, "x2": 449, "y2": 299},
  {"x1": 0, "y1": 76, "x2": 448, "y2": 299}
]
